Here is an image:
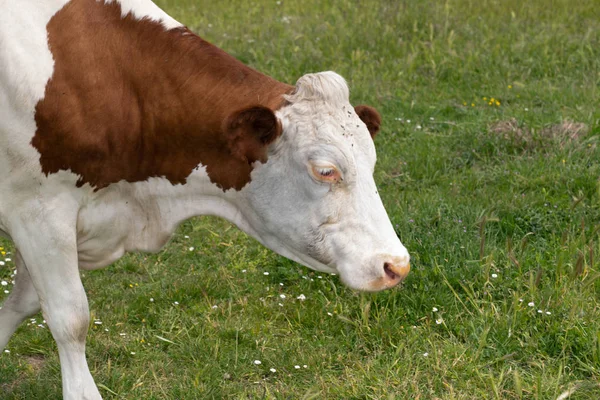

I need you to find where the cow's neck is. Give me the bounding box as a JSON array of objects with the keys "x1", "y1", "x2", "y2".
[
  {"x1": 117, "y1": 30, "x2": 289, "y2": 243},
  {"x1": 129, "y1": 24, "x2": 293, "y2": 190},
  {"x1": 106, "y1": 169, "x2": 263, "y2": 258},
  {"x1": 147, "y1": 26, "x2": 291, "y2": 135}
]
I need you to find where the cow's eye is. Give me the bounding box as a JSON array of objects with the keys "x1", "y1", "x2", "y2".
[
  {"x1": 316, "y1": 167, "x2": 334, "y2": 176},
  {"x1": 309, "y1": 162, "x2": 342, "y2": 183}
]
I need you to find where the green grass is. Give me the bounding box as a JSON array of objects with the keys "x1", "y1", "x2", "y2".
[{"x1": 2, "y1": 0, "x2": 600, "y2": 398}]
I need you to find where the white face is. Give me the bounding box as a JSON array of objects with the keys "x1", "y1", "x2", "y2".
[{"x1": 238, "y1": 72, "x2": 410, "y2": 292}]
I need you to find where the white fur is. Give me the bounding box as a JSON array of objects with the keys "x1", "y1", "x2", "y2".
[
  {"x1": 103, "y1": 0, "x2": 182, "y2": 29},
  {"x1": 0, "y1": 1, "x2": 409, "y2": 399}
]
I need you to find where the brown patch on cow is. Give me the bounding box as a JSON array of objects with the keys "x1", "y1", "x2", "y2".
[
  {"x1": 354, "y1": 105, "x2": 381, "y2": 138},
  {"x1": 32, "y1": 0, "x2": 292, "y2": 191},
  {"x1": 490, "y1": 118, "x2": 589, "y2": 151}
]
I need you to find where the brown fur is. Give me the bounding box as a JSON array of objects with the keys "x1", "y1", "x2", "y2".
[
  {"x1": 32, "y1": 0, "x2": 292, "y2": 190},
  {"x1": 354, "y1": 105, "x2": 381, "y2": 138}
]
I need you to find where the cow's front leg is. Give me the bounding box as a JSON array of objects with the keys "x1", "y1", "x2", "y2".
[
  {"x1": 0, "y1": 250, "x2": 41, "y2": 350},
  {"x1": 9, "y1": 204, "x2": 102, "y2": 400}
]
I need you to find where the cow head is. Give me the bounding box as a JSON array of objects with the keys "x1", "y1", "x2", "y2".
[{"x1": 227, "y1": 72, "x2": 410, "y2": 292}]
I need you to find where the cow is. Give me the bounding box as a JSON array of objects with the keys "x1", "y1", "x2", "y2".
[{"x1": 0, "y1": 0, "x2": 410, "y2": 398}]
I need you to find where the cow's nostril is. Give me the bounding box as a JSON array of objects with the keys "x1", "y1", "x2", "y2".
[
  {"x1": 383, "y1": 260, "x2": 410, "y2": 283},
  {"x1": 384, "y1": 262, "x2": 398, "y2": 280}
]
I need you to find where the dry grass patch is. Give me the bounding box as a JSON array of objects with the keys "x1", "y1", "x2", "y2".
[
  {"x1": 490, "y1": 118, "x2": 589, "y2": 151},
  {"x1": 22, "y1": 354, "x2": 46, "y2": 373},
  {"x1": 541, "y1": 120, "x2": 589, "y2": 143},
  {"x1": 0, "y1": 354, "x2": 46, "y2": 395},
  {"x1": 490, "y1": 118, "x2": 529, "y2": 142}
]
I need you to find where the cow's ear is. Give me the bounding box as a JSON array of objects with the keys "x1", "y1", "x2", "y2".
[
  {"x1": 223, "y1": 106, "x2": 282, "y2": 164},
  {"x1": 355, "y1": 105, "x2": 381, "y2": 139}
]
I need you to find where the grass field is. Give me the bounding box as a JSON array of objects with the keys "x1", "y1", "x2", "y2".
[{"x1": 2, "y1": 0, "x2": 600, "y2": 398}]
